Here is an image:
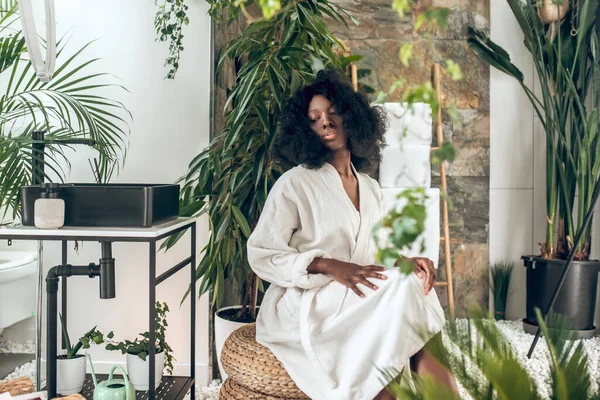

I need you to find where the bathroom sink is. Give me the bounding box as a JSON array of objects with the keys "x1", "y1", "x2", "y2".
[{"x1": 20, "y1": 183, "x2": 180, "y2": 228}]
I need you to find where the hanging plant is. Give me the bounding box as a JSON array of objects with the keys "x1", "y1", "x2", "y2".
[
  {"x1": 154, "y1": 0, "x2": 190, "y2": 79},
  {"x1": 537, "y1": 0, "x2": 569, "y2": 24}
]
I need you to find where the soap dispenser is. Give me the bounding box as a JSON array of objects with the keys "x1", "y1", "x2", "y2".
[{"x1": 34, "y1": 182, "x2": 65, "y2": 229}]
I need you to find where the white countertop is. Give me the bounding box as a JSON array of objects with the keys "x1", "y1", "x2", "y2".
[{"x1": 0, "y1": 217, "x2": 196, "y2": 240}]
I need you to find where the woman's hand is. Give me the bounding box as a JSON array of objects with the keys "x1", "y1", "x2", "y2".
[
  {"x1": 308, "y1": 258, "x2": 388, "y2": 298},
  {"x1": 408, "y1": 257, "x2": 437, "y2": 295}
]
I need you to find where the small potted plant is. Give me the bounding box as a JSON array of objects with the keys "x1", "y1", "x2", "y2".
[
  {"x1": 489, "y1": 262, "x2": 514, "y2": 321},
  {"x1": 105, "y1": 301, "x2": 174, "y2": 391},
  {"x1": 57, "y1": 314, "x2": 105, "y2": 395}
]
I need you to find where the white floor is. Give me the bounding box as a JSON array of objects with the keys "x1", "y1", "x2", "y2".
[{"x1": 1, "y1": 320, "x2": 599, "y2": 399}]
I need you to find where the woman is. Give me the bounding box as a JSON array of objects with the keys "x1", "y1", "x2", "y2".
[{"x1": 247, "y1": 70, "x2": 457, "y2": 400}]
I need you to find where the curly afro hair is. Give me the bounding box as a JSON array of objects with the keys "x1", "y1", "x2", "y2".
[{"x1": 273, "y1": 69, "x2": 388, "y2": 173}]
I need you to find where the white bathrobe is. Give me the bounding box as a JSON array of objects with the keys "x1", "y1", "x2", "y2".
[{"x1": 247, "y1": 163, "x2": 446, "y2": 400}]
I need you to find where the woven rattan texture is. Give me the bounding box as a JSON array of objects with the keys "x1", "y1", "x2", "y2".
[{"x1": 221, "y1": 323, "x2": 309, "y2": 399}]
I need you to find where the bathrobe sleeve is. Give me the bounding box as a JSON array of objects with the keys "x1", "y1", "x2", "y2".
[{"x1": 247, "y1": 176, "x2": 333, "y2": 289}]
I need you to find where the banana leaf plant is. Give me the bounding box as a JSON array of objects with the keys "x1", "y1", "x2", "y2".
[
  {"x1": 0, "y1": 0, "x2": 131, "y2": 224},
  {"x1": 162, "y1": 0, "x2": 372, "y2": 320},
  {"x1": 467, "y1": 0, "x2": 600, "y2": 260}
]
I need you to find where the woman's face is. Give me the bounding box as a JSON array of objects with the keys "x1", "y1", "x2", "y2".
[{"x1": 307, "y1": 94, "x2": 348, "y2": 151}]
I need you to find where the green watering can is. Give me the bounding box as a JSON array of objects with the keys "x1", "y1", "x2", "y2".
[{"x1": 86, "y1": 355, "x2": 135, "y2": 400}]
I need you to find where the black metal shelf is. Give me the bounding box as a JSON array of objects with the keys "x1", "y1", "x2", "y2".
[
  {"x1": 56, "y1": 375, "x2": 194, "y2": 400},
  {"x1": 0, "y1": 218, "x2": 197, "y2": 400}
]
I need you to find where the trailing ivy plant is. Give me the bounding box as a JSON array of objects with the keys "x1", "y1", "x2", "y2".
[
  {"x1": 377, "y1": 1, "x2": 460, "y2": 165},
  {"x1": 59, "y1": 313, "x2": 105, "y2": 359},
  {"x1": 105, "y1": 301, "x2": 174, "y2": 375},
  {"x1": 373, "y1": 188, "x2": 429, "y2": 274},
  {"x1": 154, "y1": 0, "x2": 190, "y2": 80},
  {"x1": 372, "y1": 1, "x2": 460, "y2": 274}
]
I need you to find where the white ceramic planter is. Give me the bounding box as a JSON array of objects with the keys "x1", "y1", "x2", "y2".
[
  {"x1": 215, "y1": 306, "x2": 254, "y2": 380},
  {"x1": 126, "y1": 351, "x2": 165, "y2": 391},
  {"x1": 57, "y1": 355, "x2": 86, "y2": 395}
]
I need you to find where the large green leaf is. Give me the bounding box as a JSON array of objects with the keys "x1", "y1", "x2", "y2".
[
  {"x1": 467, "y1": 27, "x2": 524, "y2": 82},
  {"x1": 505, "y1": 0, "x2": 535, "y2": 44},
  {"x1": 577, "y1": 0, "x2": 600, "y2": 52}
]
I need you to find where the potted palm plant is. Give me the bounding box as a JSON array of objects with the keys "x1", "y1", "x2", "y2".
[
  {"x1": 57, "y1": 314, "x2": 105, "y2": 395},
  {"x1": 468, "y1": 0, "x2": 600, "y2": 336},
  {"x1": 161, "y1": 0, "x2": 370, "y2": 379},
  {"x1": 0, "y1": 0, "x2": 130, "y2": 224}
]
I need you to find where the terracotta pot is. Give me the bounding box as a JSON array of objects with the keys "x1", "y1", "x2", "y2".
[{"x1": 538, "y1": 0, "x2": 569, "y2": 23}]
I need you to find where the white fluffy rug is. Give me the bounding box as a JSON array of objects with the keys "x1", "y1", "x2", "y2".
[{"x1": 1, "y1": 321, "x2": 598, "y2": 399}]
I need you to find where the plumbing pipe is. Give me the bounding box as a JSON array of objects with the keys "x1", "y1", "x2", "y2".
[
  {"x1": 99, "y1": 242, "x2": 115, "y2": 299},
  {"x1": 46, "y1": 263, "x2": 100, "y2": 398}
]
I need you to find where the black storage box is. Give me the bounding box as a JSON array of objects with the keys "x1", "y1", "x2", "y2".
[{"x1": 20, "y1": 183, "x2": 180, "y2": 228}]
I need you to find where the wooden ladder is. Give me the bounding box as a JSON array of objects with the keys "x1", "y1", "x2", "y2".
[
  {"x1": 350, "y1": 63, "x2": 456, "y2": 318},
  {"x1": 430, "y1": 63, "x2": 455, "y2": 319}
]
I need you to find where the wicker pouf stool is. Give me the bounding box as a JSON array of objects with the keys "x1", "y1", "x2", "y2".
[
  {"x1": 220, "y1": 323, "x2": 309, "y2": 399},
  {"x1": 220, "y1": 378, "x2": 293, "y2": 399}
]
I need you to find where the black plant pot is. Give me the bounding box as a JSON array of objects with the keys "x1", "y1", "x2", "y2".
[{"x1": 522, "y1": 256, "x2": 600, "y2": 339}]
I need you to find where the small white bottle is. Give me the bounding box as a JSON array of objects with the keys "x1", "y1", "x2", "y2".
[{"x1": 34, "y1": 183, "x2": 65, "y2": 229}]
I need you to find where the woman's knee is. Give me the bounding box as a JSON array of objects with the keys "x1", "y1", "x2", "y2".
[{"x1": 410, "y1": 332, "x2": 448, "y2": 371}]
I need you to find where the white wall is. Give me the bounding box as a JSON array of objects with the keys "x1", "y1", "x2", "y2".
[
  {"x1": 489, "y1": 0, "x2": 534, "y2": 320},
  {"x1": 2, "y1": 0, "x2": 212, "y2": 385},
  {"x1": 490, "y1": 2, "x2": 600, "y2": 326}
]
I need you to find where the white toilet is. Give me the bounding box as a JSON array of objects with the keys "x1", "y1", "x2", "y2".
[{"x1": 0, "y1": 251, "x2": 38, "y2": 337}]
